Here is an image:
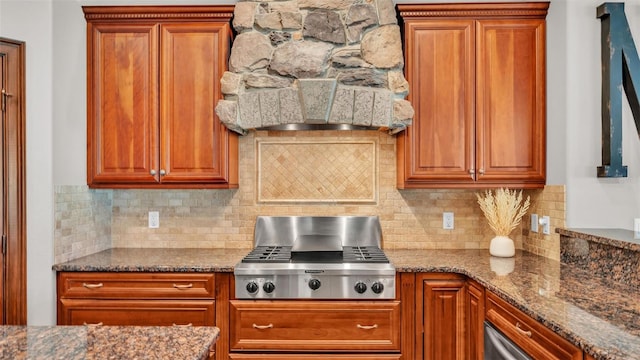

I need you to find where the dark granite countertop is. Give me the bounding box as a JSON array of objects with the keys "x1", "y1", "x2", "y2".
[
  {"x1": 53, "y1": 247, "x2": 640, "y2": 360},
  {"x1": 557, "y1": 227, "x2": 640, "y2": 251},
  {"x1": 52, "y1": 248, "x2": 247, "y2": 272},
  {"x1": 0, "y1": 325, "x2": 219, "y2": 359}
]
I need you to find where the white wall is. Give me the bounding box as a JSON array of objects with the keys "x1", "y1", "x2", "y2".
[
  {"x1": 0, "y1": 0, "x2": 55, "y2": 325},
  {"x1": 558, "y1": 0, "x2": 640, "y2": 229}
]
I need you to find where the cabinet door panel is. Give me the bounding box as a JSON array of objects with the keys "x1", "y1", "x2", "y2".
[
  {"x1": 399, "y1": 20, "x2": 475, "y2": 186},
  {"x1": 87, "y1": 23, "x2": 159, "y2": 185},
  {"x1": 467, "y1": 279, "x2": 485, "y2": 360},
  {"x1": 476, "y1": 20, "x2": 546, "y2": 183},
  {"x1": 160, "y1": 23, "x2": 233, "y2": 184},
  {"x1": 417, "y1": 274, "x2": 466, "y2": 360}
]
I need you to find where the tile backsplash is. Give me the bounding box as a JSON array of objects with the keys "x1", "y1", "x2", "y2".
[
  {"x1": 54, "y1": 185, "x2": 112, "y2": 263},
  {"x1": 55, "y1": 131, "x2": 565, "y2": 263}
]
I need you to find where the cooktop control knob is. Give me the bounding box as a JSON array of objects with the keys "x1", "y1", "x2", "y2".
[
  {"x1": 246, "y1": 281, "x2": 259, "y2": 294},
  {"x1": 354, "y1": 282, "x2": 367, "y2": 294},
  {"x1": 371, "y1": 282, "x2": 384, "y2": 294},
  {"x1": 308, "y1": 278, "x2": 321, "y2": 290},
  {"x1": 263, "y1": 281, "x2": 275, "y2": 293}
]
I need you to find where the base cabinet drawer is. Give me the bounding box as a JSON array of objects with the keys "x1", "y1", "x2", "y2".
[
  {"x1": 59, "y1": 299, "x2": 215, "y2": 326},
  {"x1": 230, "y1": 300, "x2": 401, "y2": 352},
  {"x1": 485, "y1": 292, "x2": 582, "y2": 360},
  {"x1": 229, "y1": 355, "x2": 402, "y2": 359},
  {"x1": 58, "y1": 272, "x2": 215, "y2": 299}
]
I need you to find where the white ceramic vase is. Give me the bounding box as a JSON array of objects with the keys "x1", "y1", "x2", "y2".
[{"x1": 489, "y1": 235, "x2": 515, "y2": 257}]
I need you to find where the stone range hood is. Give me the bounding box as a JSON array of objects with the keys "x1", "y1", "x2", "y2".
[{"x1": 215, "y1": 0, "x2": 414, "y2": 135}]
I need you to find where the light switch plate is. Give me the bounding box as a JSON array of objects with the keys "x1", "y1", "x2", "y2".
[
  {"x1": 541, "y1": 216, "x2": 550, "y2": 235},
  {"x1": 530, "y1": 214, "x2": 538, "y2": 233}
]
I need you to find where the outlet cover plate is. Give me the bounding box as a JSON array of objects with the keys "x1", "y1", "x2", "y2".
[
  {"x1": 531, "y1": 214, "x2": 539, "y2": 233},
  {"x1": 149, "y1": 211, "x2": 159, "y2": 229},
  {"x1": 443, "y1": 212, "x2": 454, "y2": 230}
]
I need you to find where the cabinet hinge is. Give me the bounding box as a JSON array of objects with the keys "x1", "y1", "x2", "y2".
[{"x1": 1, "y1": 234, "x2": 6, "y2": 254}]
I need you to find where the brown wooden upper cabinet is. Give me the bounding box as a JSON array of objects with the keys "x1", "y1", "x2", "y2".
[
  {"x1": 84, "y1": 6, "x2": 238, "y2": 188},
  {"x1": 397, "y1": 3, "x2": 548, "y2": 189}
]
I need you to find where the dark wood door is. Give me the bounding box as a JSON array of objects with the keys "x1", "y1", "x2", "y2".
[
  {"x1": 417, "y1": 273, "x2": 466, "y2": 360},
  {"x1": 159, "y1": 22, "x2": 233, "y2": 184},
  {"x1": 86, "y1": 22, "x2": 160, "y2": 185},
  {"x1": 0, "y1": 37, "x2": 27, "y2": 325},
  {"x1": 475, "y1": 19, "x2": 546, "y2": 185},
  {"x1": 398, "y1": 19, "x2": 475, "y2": 187}
]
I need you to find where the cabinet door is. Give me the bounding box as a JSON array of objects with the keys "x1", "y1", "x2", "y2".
[
  {"x1": 87, "y1": 23, "x2": 160, "y2": 185},
  {"x1": 475, "y1": 19, "x2": 546, "y2": 185},
  {"x1": 417, "y1": 274, "x2": 466, "y2": 360},
  {"x1": 398, "y1": 20, "x2": 475, "y2": 188},
  {"x1": 159, "y1": 23, "x2": 236, "y2": 185},
  {"x1": 466, "y1": 279, "x2": 485, "y2": 360}
]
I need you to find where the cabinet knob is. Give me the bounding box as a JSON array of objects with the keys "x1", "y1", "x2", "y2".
[
  {"x1": 479, "y1": 168, "x2": 485, "y2": 175},
  {"x1": 160, "y1": 169, "x2": 166, "y2": 176},
  {"x1": 150, "y1": 169, "x2": 156, "y2": 176},
  {"x1": 469, "y1": 168, "x2": 475, "y2": 180}
]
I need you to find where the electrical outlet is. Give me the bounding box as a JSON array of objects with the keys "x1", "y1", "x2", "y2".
[
  {"x1": 443, "y1": 212, "x2": 454, "y2": 230},
  {"x1": 634, "y1": 218, "x2": 640, "y2": 238},
  {"x1": 148, "y1": 211, "x2": 159, "y2": 229},
  {"x1": 530, "y1": 214, "x2": 539, "y2": 233},
  {"x1": 540, "y1": 215, "x2": 550, "y2": 235}
]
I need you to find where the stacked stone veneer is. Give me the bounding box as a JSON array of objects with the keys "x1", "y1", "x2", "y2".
[{"x1": 215, "y1": 0, "x2": 414, "y2": 134}]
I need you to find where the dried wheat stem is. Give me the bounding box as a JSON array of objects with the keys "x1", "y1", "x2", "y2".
[{"x1": 476, "y1": 189, "x2": 530, "y2": 237}]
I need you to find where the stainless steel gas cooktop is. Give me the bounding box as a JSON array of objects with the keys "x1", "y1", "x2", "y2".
[{"x1": 234, "y1": 216, "x2": 396, "y2": 300}]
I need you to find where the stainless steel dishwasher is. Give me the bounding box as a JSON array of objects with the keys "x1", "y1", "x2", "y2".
[{"x1": 484, "y1": 321, "x2": 532, "y2": 360}]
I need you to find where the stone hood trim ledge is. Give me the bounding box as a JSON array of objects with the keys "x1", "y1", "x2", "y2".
[{"x1": 215, "y1": 0, "x2": 414, "y2": 135}]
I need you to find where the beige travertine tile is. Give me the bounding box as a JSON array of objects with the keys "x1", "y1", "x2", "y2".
[{"x1": 56, "y1": 132, "x2": 565, "y2": 261}]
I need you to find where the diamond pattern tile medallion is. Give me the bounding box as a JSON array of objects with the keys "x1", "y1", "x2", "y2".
[{"x1": 257, "y1": 140, "x2": 377, "y2": 203}]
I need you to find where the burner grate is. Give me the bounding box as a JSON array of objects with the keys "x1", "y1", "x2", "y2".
[
  {"x1": 241, "y1": 246, "x2": 291, "y2": 263},
  {"x1": 342, "y1": 246, "x2": 390, "y2": 263},
  {"x1": 241, "y1": 245, "x2": 390, "y2": 264}
]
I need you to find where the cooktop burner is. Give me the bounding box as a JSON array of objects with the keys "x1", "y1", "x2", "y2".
[
  {"x1": 241, "y1": 246, "x2": 390, "y2": 263},
  {"x1": 234, "y1": 216, "x2": 396, "y2": 299}
]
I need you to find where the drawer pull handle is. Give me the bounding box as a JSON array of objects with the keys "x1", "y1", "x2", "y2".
[
  {"x1": 357, "y1": 324, "x2": 378, "y2": 330},
  {"x1": 83, "y1": 322, "x2": 103, "y2": 326},
  {"x1": 252, "y1": 323, "x2": 273, "y2": 330},
  {"x1": 172, "y1": 323, "x2": 193, "y2": 327},
  {"x1": 172, "y1": 283, "x2": 193, "y2": 290},
  {"x1": 82, "y1": 283, "x2": 103, "y2": 289},
  {"x1": 515, "y1": 322, "x2": 532, "y2": 337}
]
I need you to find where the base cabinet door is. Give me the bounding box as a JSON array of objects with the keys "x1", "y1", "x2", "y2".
[
  {"x1": 417, "y1": 273, "x2": 466, "y2": 360},
  {"x1": 466, "y1": 279, "x2": 485, "y2": 360}
]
